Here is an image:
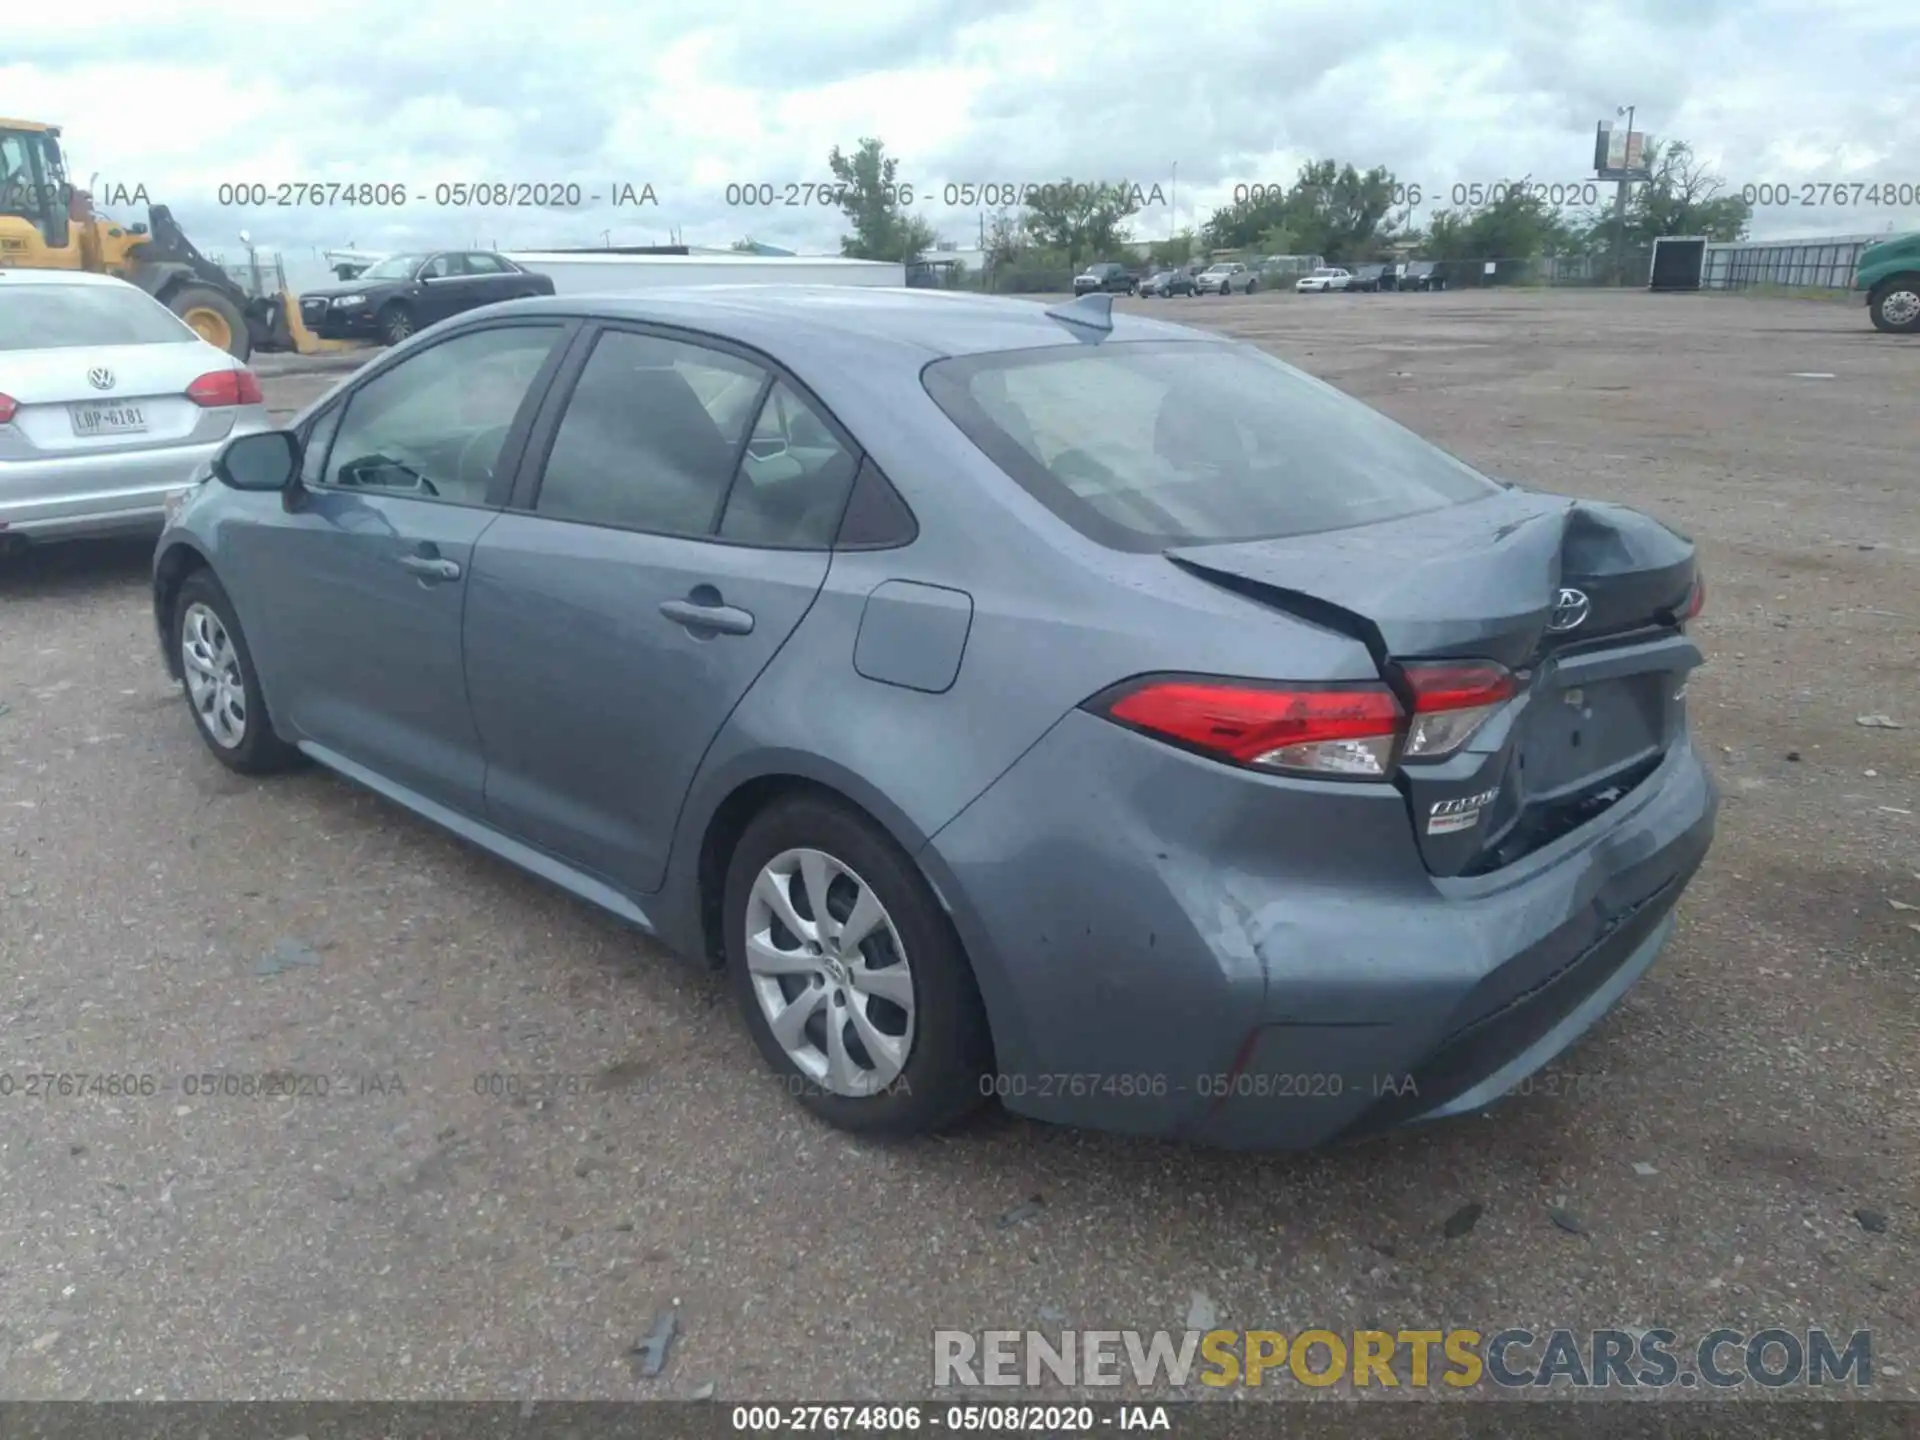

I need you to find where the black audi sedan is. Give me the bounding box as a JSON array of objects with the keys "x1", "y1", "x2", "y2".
[{"x1": 297, "y1": 250, "x2": 555, "y2": 345}]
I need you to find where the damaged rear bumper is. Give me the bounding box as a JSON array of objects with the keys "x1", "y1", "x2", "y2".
[{"x1": 920, "y1": 708, "x2": 1717, "y2": 1150}]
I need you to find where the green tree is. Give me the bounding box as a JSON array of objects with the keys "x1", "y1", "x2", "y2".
[
  {"x1": 1610, "y1": 140, "x2": 1753, "y2": 247},
  {"x1": 1201, "y1": 160, "x2": 1405, "y2": 261},
  {"x1": 1020, "y1": 179, "x2": 1145, "y2": 268},
  {"x1": 730, "y1": 237, "x2": 758, "y2": 253},
  {"x1": 1147, "y1": 230, "x2": 1197, "y2": 267},
  {"x1": 1425, "y1": 181, "x2": 1584, "y2": 261},
  {"x1": 1256, "y1": 223, "x2": 1299, "y2": 256},
  {"x1": 984, "y1": 211, "x2": 1023, "y2": 265},
  {"x1": 1202, "y1": 186, "x2": 1290, "y2": 252},
  {"x1": 828, "y1": 138, "x2": 937, "y2": 261}
]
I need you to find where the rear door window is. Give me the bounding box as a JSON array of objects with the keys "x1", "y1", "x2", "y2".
[{"x1": 718, "y1": 380, "x2": 860, "y2": 548}]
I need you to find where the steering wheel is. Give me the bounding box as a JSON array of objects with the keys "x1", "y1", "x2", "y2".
[{"x1": 455, "y1": 425, "x2": 512, "y2": 496}]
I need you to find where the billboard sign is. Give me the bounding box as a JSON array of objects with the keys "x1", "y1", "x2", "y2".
[{"x1": 1594, "y1": 121, "x2": 1654, "y2": 181}]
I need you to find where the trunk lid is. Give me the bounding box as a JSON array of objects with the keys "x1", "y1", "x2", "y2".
[
  {"x1": 1166, "y1": 488, "x2": 1702, "y2": 876},
  {"x1": 0, "y1": 343, "x2": 235, "y2": 458}
]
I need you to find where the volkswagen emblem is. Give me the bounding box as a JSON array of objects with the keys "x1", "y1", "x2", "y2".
[
  {"x1": 87, "y1": 367, "x2": 115, "y2": 391},
  {"x1": 1547, "y1": 587, "x2": 1591, "y2": 633}
]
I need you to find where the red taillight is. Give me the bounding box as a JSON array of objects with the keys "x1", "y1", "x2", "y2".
[
  {"x1": 185, "y1": 368, "x2": 262, "y2": 407},
  {"x1": 1094, "y1": 661, "x2": 1519, "y2": 779},
  {"x1": 1400, "y1": 661, "x2": 1518, "y2": 761},
  {"x1": 1680, "y1": 574, "x2": 1705, "y2": 622},
  {"x1": 1099, "y1": 677, "x2": 1406, "y2": 779},
  {"x1": 0, "y1": 393, "x2": 15, "y2": 425}
]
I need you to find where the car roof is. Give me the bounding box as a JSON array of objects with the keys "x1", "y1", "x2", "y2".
[
  {"x1": 480, "y1": 285, "x2": 1214, "y2": 361},
  {"x1": 0, "y1": 268, "x2": 139, "y2": 289}
]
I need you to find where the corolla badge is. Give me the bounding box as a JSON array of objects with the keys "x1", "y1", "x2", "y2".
[
  {"x1": 1547, "y1": 587, "x2": 1591, "y2": 632},
  {"x1": 87, "y1": 367, "x2": 115, "y2": 391},
  {"x1": 1428, "y1": 786, "x2": 1500, "y2": 836}
]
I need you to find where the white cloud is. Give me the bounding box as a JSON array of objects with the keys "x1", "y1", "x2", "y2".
[{"x1": 4, "y1": 0, "x2": 1914, "y2": 288}]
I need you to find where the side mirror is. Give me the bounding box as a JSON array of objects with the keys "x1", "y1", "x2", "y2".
[{"x1": 213, "y1": 430, "x2": 301, "y2": 492}]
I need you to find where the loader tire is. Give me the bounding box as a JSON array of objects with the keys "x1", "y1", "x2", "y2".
[{"x1": 168, "y1": 286, "x2": 252, "y2": 361}]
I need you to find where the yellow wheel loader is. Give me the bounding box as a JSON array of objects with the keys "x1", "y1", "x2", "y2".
[{"x1": 0, "y1": 118, "x2": 370, "y2": 361}]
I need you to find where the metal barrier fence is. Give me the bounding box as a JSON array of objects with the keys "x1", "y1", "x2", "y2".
[
  {"x1": 1701, "y1": 237, "x2": 1871, "y2": 292},
  {"x1": 1428, "y1": 252, "x2": 1654, "y2": 288}
]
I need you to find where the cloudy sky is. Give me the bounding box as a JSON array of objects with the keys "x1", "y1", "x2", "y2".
[{"x1": 5, "y1": 0, "x2": 1914, "y2": 285}]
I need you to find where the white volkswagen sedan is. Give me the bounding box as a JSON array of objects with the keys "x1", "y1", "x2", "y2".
[{"x1": 0, "y1": 269, "x2": 269, "y2": 554}]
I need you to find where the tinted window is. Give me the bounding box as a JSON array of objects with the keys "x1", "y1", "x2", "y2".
[
  {"x1": 300, "y1": 403, "x2": 345, "y2": 487},
  {"x1": 923, "y1": 341, "x2": 1499, "y2": 552},
  {"x1": 0, "y1": 283, "x2": 196, "y2": 350},
  {"x1": 321, "y1": 324, "x2": 561, "y2": 505},
  {"x1": 464, "y1": 253, "x2": 507, "y2": 274},
  {"x1": 719, "y1": 381, "x2": 859, "y2": 548},
  {"x1": 534, "y1": 330, "x2": 764, "y2": 535},
  {"x1": 358, "y1": 253, "x2": 427, "y2": 281}
]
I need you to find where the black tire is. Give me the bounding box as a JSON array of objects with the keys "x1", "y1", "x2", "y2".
[
  {"x1": 1869, "y1": 276, "x2": 1920, "y2": 334},
  {"x1": 724, "y1": 794, "x2": 992, "y2": 1137},
  {"x1": 172, "y1": 569, "x2": 301, "y2": 775},
  {"x1": 380, "y1": 303, "x2": 416, "y2": 346},
  {"x1": 1247, "y1": 279, "x2": 1258, "y2": 294},
  {"x1": 166, "y1": 284, "x2": 252, "y2": 361}
]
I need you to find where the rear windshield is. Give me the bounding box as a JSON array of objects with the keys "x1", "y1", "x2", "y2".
[
  {"x1": 0, "y1": 284, "x2": 197, "y2": 351},
  {"x1": 923, "y1": 340, "x2": 1498, "y2": 551}
]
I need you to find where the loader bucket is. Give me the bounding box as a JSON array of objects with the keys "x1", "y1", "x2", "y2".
[{"x1": 263, "y1": 291, "x2": 378, "y2": 357}]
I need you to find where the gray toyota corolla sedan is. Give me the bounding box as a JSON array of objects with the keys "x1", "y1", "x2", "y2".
[{"x1": 152, "y1": 286, "x2": 1716, "y2": 1148}]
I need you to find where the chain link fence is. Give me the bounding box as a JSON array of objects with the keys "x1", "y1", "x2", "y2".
[
  {"x1": 1420, "y1": 252, "x2": 1655, "y2": 289},
  {"x1": 945, "y1": 238, "x2": 1884, "y2": 297}
]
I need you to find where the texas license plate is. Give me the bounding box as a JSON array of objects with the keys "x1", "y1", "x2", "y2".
[{"x1": 70, "y1": 402, "x2": 148, "y2": 437}]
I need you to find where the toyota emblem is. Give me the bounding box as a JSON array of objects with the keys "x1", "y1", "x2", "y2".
[
  {"x1": 1547, "y1": 587, "x2": 1591, "y2": 633},
  {"x1": 87, "y1": 367, "x2": 115, "y2": 391}
]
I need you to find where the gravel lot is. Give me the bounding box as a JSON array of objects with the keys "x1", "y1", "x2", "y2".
[{"x1": 1, "y1": 289, "x2": 1914, "y2": 1405}]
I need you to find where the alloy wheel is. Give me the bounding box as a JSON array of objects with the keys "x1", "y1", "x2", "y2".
[
  {"x1": 180, "y1": 601, "x2": 247, "y2": 749},
  {"x1": 744, "y1": 847, "x2": 916, "y2": 1096}
]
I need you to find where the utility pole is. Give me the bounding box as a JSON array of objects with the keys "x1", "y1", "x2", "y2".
[
  {"x1": 1612, "y1": 104, "x2": 1635, "y2": 286},
  {"x1": 1170, "y1": 160, "x2": 1179, "y2": 243}
]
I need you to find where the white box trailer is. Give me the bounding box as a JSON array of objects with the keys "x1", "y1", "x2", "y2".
[{"x1": 504, "y1": 252, "x2": 906, "y2": 295}]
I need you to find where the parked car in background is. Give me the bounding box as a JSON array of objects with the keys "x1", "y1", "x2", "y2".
[
  {"x1": 0, "y1": 269, "x2": 268, "y2": 553},
  {"x1": 1349, "y1": 264, "x2": 1389, "y2": 293},
  {"x1": 1399, "y1": 261, "x2": 1448, "y2": 292},
  {"x1": 1140, "y1": 268, "x2": 1196, "y2": 297},
  {"x1": 1294, "y1": 267, "x2": 1352, "y2": 293},
  {"x1": 1073, "y1": 262, "x2": 1139, "y2": 296},
  {"x1": 297, "y1": 250, "x2": 556, "y2": 346},
  {"x1": 1854, "y1": 231, "x2": 1920, "y2": 333},
  {"x1": 1194, "y1": 262, "x2": 1257, "y2": 295},
  {"x1": 152, "y1": 286, "x2": 1715, "y2": 1150}
]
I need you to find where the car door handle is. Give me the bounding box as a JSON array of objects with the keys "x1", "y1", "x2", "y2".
[
  {"x1": 398, "y1": 554, "x2": 462, "y2": 582},
  {"x1": 659, "y1": 597, "x2": 755, "y2": 636}
]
